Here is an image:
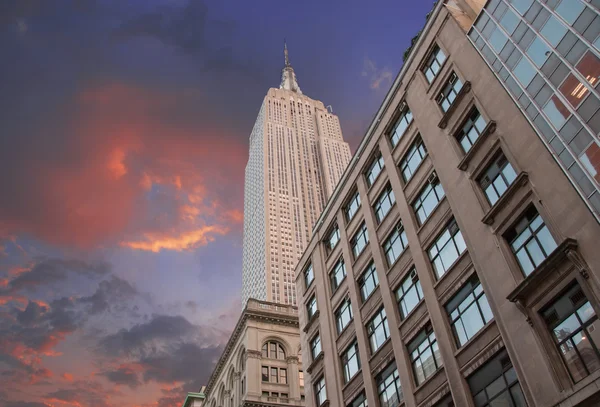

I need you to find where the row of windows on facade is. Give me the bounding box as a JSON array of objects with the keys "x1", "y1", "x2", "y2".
[{"x1": 311, "y1": 280, "x2": 599, "y2": 407}]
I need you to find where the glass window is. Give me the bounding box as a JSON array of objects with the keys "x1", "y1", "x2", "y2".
[
  {"x1": 508, "y1": 0, "x2": 533, "y2": 16},
  {"x1": 560, "y1": 73, "x2": 590, "y2": 108},
  {"x1": 446, "y1": 276, "x2": 494, "y2": 347},
  {"x1": 262, "y1": 366, "x2": 269, "y2": 382},
  {"x1": 304, "y1": 264, "x2": 314, "y2": 289},
  {"x1": 540, "y1": 15, "x2": 568, "y2": 47},
  {"x1": 342, "y1": 341, "x2": 361, "y2": 383},
  {"x1": 350, "y1": 392, "x2": 368, "y2": 407},
  {"x1": 280, "y1": 368, "x2": 287, "y2": 384},
  {"x1": 310, "y1": 333, "x2": 322, "y2": 360},
  {"x1": 390, "y1": 106, "x2": 414, "y2": 147},
  {"x1": 413, "y1": 176, "x2": 445, "y2": 225},
  {"x1": 374, "y1": 184, "x2": 396, "y2": 223},
  {"x1": 367, "y1": 308, "x2": 390, "y2": 353},
  {"x1": 325, "y1": 226, "x2": 340, "y2": 253},
  {"x1": 505, "y1": 206, "x2": 557, "y2": 276},
  {"x1": 315, "y1": 376, "x2": 327, "y2": 406},
  {"x1": 299, "y1": 370, "x2": 304, "y2": 387},
  {"x1": 543, "y1": 95, "x2": 570, "y2": 129},
  {"x1": 490, "y1": 27, "x2": 509, "y2": 53},
  {"x1": 479, "y1": 152, "x2": 518, "y2": 205},
  {"x1": 423, "y1": 45, "x2": 447, "y2": 83},
  {"x1": 262, "y1": 341, "x2": 286, "y2": 359},
  {"x1": 409, "y1": 325, "x2": 443, "y2": 385},
  {"x1": 467, "y1": 349, "x2": 526, "y2": 407},
  {"x1": 576, "y1": 51, "x2": 600, "y2": 89},
  {"x1": 456, "y1": 108, "x2": 487, "y2": 153},
  {"x1": 396, "y1": 268, "x2": 424, "y2": 319},
  {"x1": 366, "y1": 153, "x2": 385, "y2": 187},
  {"x1": 400, "y1": 136, "x2": 427, "y2": 182},
  {"x1": 513, "y1": 57, "x2": 536, "y2": 87},
  {"x1": 330, "y1": 258, "x2": 346, "y2": 292},
  {"x1": 428, "y1": 219, "x2": 467, "y2": 279},
  {"x1": 555, "y1": 0, "x2": 586, "y2": 25},
  {"x1": 336, "y1": 298, "x2": 353, "y2": 334},
  {"x1": 436, "y1": 72, "x2": 464, "y2": 112},
  {"x1": 383, "y1": 222, "x2": 409, "y2": 266},
  {"x1": 500, "y1": 8, "x2": 519, "y2": 34},
  {"x1": 526, "y1": 37, "x2": 550, "y2": 68},
  {"x1": 377, "y1": 363, "x2": 403, "y2": 407},
  {"x1": 271, "y1": 367, "x2": 278, "y2": 383},
  {"x1": 542, "y1": 282, "x2": 600, "y2": 382},
  {"x1": 359, "y1": 262, "x2": 379, "y2": 302},
  {"x1": 351, "y1": 223, "x2": 369, "y2": 258},
  {"x1": 307, "y1": 295, "x2": 318, "y2": 319},
  {"x1": 345, "y1": 191, "x2": 361, "y2": 222}
]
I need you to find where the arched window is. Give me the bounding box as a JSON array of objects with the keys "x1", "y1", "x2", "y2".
[{"x1": 261, "y1": 340, "x2": 286, "y2": 360}]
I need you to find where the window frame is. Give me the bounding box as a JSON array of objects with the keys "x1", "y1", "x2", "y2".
[
  {"x1": 428, "y1": 219, "x2": 467, "y2": 279},
  {"x1": 358, "y1": 261, "x2": 379, "y2": 302},
  {"x1": 478, "y1": 151, "x2": 518, "y2": 206},
  {"x1": 324, "y1": 225, "x2": 341, "y2": 254},
  {"x1": 304, "y1": 264, "x2": 314, "y2": 290},
  {"x1": 310, "y1": 333, "x2": 322, "y2": 361},
  {"x1": 373, "y1": 184, "x2": 396, "y2": 224},
  {"x1": 400, "y1": 135, "x2": 428, "y2": 183},
  {"x1": 307, "y1": 295, "x2": 318, "y2": 320},
  {"x1": 455, "y1": 107, "x2": 488, "y2": 154},
  {"x1": 396, "y1": 267, "x2": 424, "y2": 320},
  {"x1": 408, "y1": 324, "x2": 443, "y2": 386},
  {"x1": 341, "y1": 341, "x2": 361, "y2": 383},
  {"x1": 345, "y1": 190, "x2": 361, "y2": 222},
  {"x1": 367, "y1": 307, "x2": 390, "y2": 353},
  {"x1": 365, "y1": 151, "x2": 385, "y2": 188},
  {"x1": 376, "y1": 362, "x2": 403, "y2": 407},
  {"x1": 389, "y1": 104, "x2": 414, "y2": 148},
  {"x1": 335, "y1": 297, "x2": 353, "y2": 334},
  {"x1": 351, "y1": 222, "x2": 369, "y2": 259},
  {"x1": 422, "y1": 43, "x2": 447, "y2": 84},
  {"x1": 436, "y1": 71, "x2": 464, "y2": 113},
  {"x1": 329, "y1": 257, "x2": 347, "y2": 293},
  {"x1": 412, "y1": 174, "x2": 446, "y2": 226},
  {"x1": 315, "y1": 376, "x2": 327, "y2": 406},
  {"x1": 383, "y1": 222, "x2": 409, "y2": 267}
]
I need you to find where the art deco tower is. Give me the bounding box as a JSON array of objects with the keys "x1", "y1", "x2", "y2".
[{"x1": 242, "y1": 44, "x2": 352, "y2": 306}]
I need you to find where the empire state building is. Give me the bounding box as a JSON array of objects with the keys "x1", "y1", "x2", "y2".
[{"x1": 242, "y1": 44, "x2": 352, "y2": 306}]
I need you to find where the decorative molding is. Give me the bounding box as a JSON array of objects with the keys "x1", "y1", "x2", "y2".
[
  {"x1": 285, "y1": 356, "x2": 299, "y2": 364},
  {"x1": 246, "y1": 350, "x2": 262, "y2": 360},
  {"x1": 306, "y1": 352, "x2": 324, "y2": 375},
  {"x1": 420, "y1": 382, "x2": 450, "y2": 407},
  {"x1": 461, "y1": 335, "x2": 505, "y2": 377},
  {"x1": 438, "y1": 81, "x2": 472, "y2": 129},
  {"x1": 224, "y1": 390, "x2": 231, "y2": 396},
  {"x1": 233, "y1": 372, "x2": 241, "y2": 380},
  {"x1": 303, "y1": 310, "x2": 320, "y2": 333}
]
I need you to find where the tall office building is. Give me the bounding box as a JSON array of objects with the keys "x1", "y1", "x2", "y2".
[
  {"x1": 296, "y1": 1, "x2": 600, "y2": 407},
  {"x1": 242, "y1": 44, "x2": 352, "y2": 307}
]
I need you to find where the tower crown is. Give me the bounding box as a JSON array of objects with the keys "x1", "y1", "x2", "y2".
[{"x1": 279, "y1": 41, "x2": 302, "y2": 94}]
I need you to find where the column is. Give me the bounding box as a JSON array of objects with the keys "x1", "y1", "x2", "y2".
[
  {"x1": 245, "y1": 350, "x2": 262, "y2": 398},
  {"x1": 233, "y1": 372, "x2": 241, "y2": 406},
  {"x1": 286, "y1": 355, "x2": 300, "y2": 400}
]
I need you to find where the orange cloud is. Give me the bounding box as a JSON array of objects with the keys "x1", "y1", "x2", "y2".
[
  {"x1": 120, "y1": 225, "x2": 229, "y2": 252},
  {"x1": 62, "y1": 373, "x2": 74, "y2": 382}
]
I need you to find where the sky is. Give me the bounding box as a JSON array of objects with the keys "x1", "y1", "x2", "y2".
[{"x1": 0, "y1": 1, "x2": 435, "y2": 406}]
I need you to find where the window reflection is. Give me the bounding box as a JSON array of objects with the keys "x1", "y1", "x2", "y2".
[
  {"x1": 576, "y1": 51, "x2": 600, "y2": 89},
  {"x1": 500, "y1": 9, "x2": 519, "y2": 35},
  {"x1": 543, "y1": 96, "x2": 570, "y2": 130},
  {"x1": 526, "y1": 37, "x2": 550, "y2": 68},
  {"x1": 559, "y1": 74, "x2": 590, "y2": 108},
  {"x1": 581, "y1": 142, "x2": 600, "y2": 185},
  {"x1": 513, "y1": 57, "x2": 536, "y2": 87},
  {"x1": 540, "y1": 15, "x2": 568, "y2": 47},
  {"x1": 555, "y1": 0, "x2": 586, "y2": 25}
]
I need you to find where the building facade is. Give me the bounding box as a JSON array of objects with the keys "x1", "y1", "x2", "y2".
[
  {"x1": 201, "y1": 299, "x2": 305, "y2": 407},
  {"x1": 242, "y1": 44, "x2": 352, "y2": 307},
  {"x1": 295, "y1": 1, "x2": 600, "y2": 407}
]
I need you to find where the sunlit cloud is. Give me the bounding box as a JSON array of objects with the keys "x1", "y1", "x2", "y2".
[{"x1": 120, "y1": 225, "x2": 229, "y2": 253}]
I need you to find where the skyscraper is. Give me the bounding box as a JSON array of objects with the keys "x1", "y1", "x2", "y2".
[{"x1": 242, "y1": 44, "x2": 352, "y2": 306}]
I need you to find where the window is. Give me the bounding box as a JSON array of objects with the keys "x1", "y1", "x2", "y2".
[
  {"x1": 345, "y1": 191, "x2": 361, "y2": 222},
  {"x1": 555, "y1": 0, "x2": 585, "y2": 25},
  {"x1": 315, "y1": 377, "x2": 327, "y2": 406},
  {"x1": 383, "y1": 223, "x2": 408, "y2": 266},
  {"x1": 400, "y1": 136, "x2": 427, "y2": 182},
  {"x1": 304, "y1": 264, "x2": 314, "y2": 289},
  {"x1": 540, "y1": 15, "x2": 568, "y2": 47},
  {"x1": 423, "y1": 45, "x2": 447, "y2": 83},
  {"x1": 358, "y1": 262, "x2": 379, "y2": 301},
  {"x1": 351, "y1": 223, "x2": 369, "y2": 258},
  {"x1": 325, "y1": 226, "x2": 340, "y2": 253},
  {"x1": 262, "y1": 341, "x2": 286, "y2": 359},
  {"x1": 299, "y1": 370, "x2": 304, "y2": 387},
  {"x1": 307, "y1": 295, "x2": 318, "y2": 320},
  {"x1": 542, "y1": 283, "x2": 600, "y2": 383},
  {"x1": 505, "y1": 206, "x2": 557, "y2": 276},
  {"x1": 467, "y1": 349, "x2": 526, "y2": 407},
  {"x1": 413, "y1": 175, "x2": 445, "y2": 225},
  {"x1": 342, "y1": 341, "x2": 361, "y2": 383},
  {"x1": 349, "y1": 392, "x2": 368, "y2": 407},
  {"x1": 513, "y1": 57, "x2": 536, "y2": 87},
  {"x1": 336, "y1": 298, "x2": 353, "y2": 334},
  {"x1": 390, "y1": 105, "x2": 414, "y2": 147},
  {"x1": 428, "y1": 219, "x2": 467, "y2": 279},
  {"x1": 434, "y1": 394, "x2": 455, "y2": 407},
  {"x1": 262, "y1": 366, "x2": 269, "y2": 382},
  {"x1": 409, "y1": 325, "x2": 442, "y2": 385},
  {"x1": 396, "y1": 268, "x2": 424, "y2": 319},
  {"x1": 271, "y1": 367, "x2": 278, "y2": 383},
  {"x1": 279, "y1": 368, "x2": 288, "y2": 384},
  {"x1": 479, "y1": 153, "x2": 518, "y2": 205},
  {"x1": 436, "y1": 72, "x2": 464, "y2": 112},
  {"x1": 366, "y1": 152, "x2": 385, "y2": 187},
  {"x1": 508, "y1": 0, "x2": 533, "y2": 16},
  {"x1": 377, "y1": 363, "x2": 403, "y2": 407},
  {"x1": 310, "y1": 333, "x2": 322, "y2": 360},
  {"x1": 262, "y1": 367, "x2": 286, "y2": 384},
  {"x1": 367, "y1": 308, "x2": 390, "y2": 353},
  {"x1": 373, "y1": 185, "x2": 396, "y2": 223},
  {"x1": 456, "y1": 108, "x2": 487, "y2": 153},
  {"x1": 330, "y1": 258, "x2": 347, "y2": 293},
  {"x1": 446, "y1": 276, "x2": 493, "y2": 347}
]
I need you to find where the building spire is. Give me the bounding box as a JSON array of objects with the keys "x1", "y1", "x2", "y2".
[{"x1": 279, "y1": 41, "x2": 302, "y2": 94}]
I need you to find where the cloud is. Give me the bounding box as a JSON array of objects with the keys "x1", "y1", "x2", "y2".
[
  {"x1": 101, "y1": 364, "x2": 143, "y2": 389},
  {"x1": 362, "y1": 57, "x2": 394, "y2": 90},
  {"x1": 120, "y1": 225, "x2": 229, "y2": 253},
  {"x1": 46, "y1": 379, "x2": 117, "y2": 407},
  {"x1": 4, "y1": 402, "x2": 51, "y2": 407}
]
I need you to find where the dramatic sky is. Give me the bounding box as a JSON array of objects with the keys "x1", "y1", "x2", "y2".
[{"x1": 0, "y1": 1, "x2": 434, "y2": 406}]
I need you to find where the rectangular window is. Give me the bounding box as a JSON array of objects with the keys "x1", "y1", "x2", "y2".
[
  {"x1": 342, "y1": 341, "x2": 361, "y2": 383},
  {"x1": 467, "y1": 349, "x2": 526, "y2": 407},
  {"x1": 366, "y1": 152, "x2": 385, "y2": 187},
  {"x1": 396, "y1": 268, "x2": 424, "y2": 319},
  {"x1": 325, "y1": 225, "x2": 340, "y2": 253},
  {"x1": 351, "y1": 222, "x2": 369, "y2": 258},
  {"x1": 271, "y1": 367, "x2": 278, "y2": 383},
  {"x1": 367, "y1": 308, "x2": 390, "y2": 353},
  {"x1": 307, "y1": 295, "x2": 318, "y2": 320},
  {"x1": 428, "y1": 219, "x2": 467, "y2": 279},
  {"x1": 310, "y1": 333, "x2": 322, "y2": 360},
  {"x1": 350, "y1": 392, "x2": 367, "y2": 407},
  {"x1": 479, "y1": 153, "x2": 518, "y2": 206},
  {"x1": 423, "y1": 44, "x2": 447, "y2": 83},
  {"x1": 436, "y1": 72, "x2": 464, "y2": 112},
  {"x1": 413, "y1": 175, "x2": 445, "y2": 225},
  {"x1": 304, "y1": 264, "x2": 314, "y2": 289},
  {"x1": 336, "y1": 298, "x2": 353, "y2": 334},
  {"x1": 446, "y1": 276, "x2": 493, "y2": 347},
  {"x1": 542, "y1": 283, "x2": 600, "y2": 383},
  {"x1": 279, "y1": 368, "x2": 287, "y2": 384},
  {"x1": 345, "y1": 191, "x2": 361, "y2": 222},
  {"x1": 358, "y1": 262, "x2": 379, "y2": 301},
  {"x1": 457, "y1": 108, "x2": 487, "y2": 153},
  {"x1": 262, "y1": 366, "x2": 269, "y2": 382},
  {"x1": 400, "y1": 136, "x2": 427, "y2": 182},
  {"x1": 315, "y1": 376, "x2": 327, "y2": 406},
  {"x1": 330, "y1": 258, "x2": 346, "y2": 292},
  {"x1": 299, "y1": 370, "x2": 304, "y2": 387},
  {"x1": 374, "y1": 184, "x2": 396, "y2": 223},
  {"x1": 376, "y1": 363, "x2": 403, "y2": 407},
  {"x1": 390, "y1": 105, "x2": 414, "y2": 147},
  {"x1": 408, "y1": 325, "x2": 442, "y2": 385},
  {"x1": 383, "y1": 222, "x2": 408, "y2": 266},
  {"x1": 505, "y1": 206, "x2": 557, "y2": 276}
]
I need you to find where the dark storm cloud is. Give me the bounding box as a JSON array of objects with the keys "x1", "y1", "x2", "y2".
[
  {"x1": 101, "y1": 365, "x2": 142, "y2": 388},
  {"x1": 80, "y1": 275, "x2": 138, "y2": 315},
  {"x1": 4, "y1": 402, "x2": 51, "y2": 407}
]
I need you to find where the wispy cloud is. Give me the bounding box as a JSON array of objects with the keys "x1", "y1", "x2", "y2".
[{"x1": 362, "y1": 57, "x2": 394, "y2": 90}]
